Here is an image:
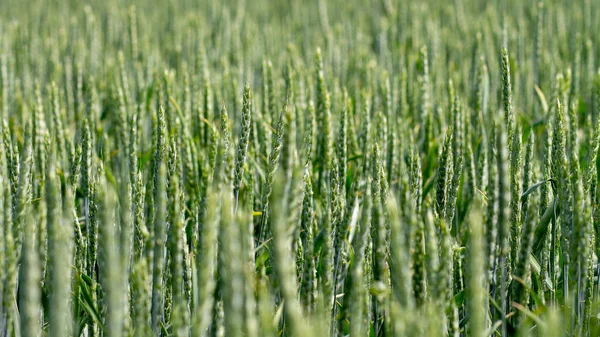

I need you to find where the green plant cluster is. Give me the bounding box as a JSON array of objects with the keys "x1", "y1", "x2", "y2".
[{"x1": 0, "y1": 0, "x2": 599, "y2": 336}]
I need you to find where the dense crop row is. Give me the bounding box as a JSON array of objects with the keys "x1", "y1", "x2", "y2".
[{"x1": 0, "y1": 0, "x2": 599, "y2": 336}]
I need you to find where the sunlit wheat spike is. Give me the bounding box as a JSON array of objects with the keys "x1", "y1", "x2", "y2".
[
  {"x1": 220, "y1": 190, "x2": 245, "y2": 337},
  {"x1": 14, "y1": 121, "x2": 32, "y2": 254},
  {"x1": 98, "y1": 174, "x2": 124, "y2": 336},
  {"x1": 47, "y1": 151, "x2": 74, "y2": 337},
  {"x1": 193, "y1": 188, "x2": 219, "y2": 336},
  {"x1": 18, "y1": 213, "x2": 41, "y2": 337},
  {"x1": 501, "y1": 47, "x2": 515, "y2": 138},
  {"x1": 466, "y1": 204, "x2": 486, "y2": 337}
]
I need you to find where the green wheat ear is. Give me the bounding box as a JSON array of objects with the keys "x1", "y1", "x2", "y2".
[
  {"x1": 552, "y1": 99, "x2": 571, "y2": 276},
  {"x1": 347, "y1": 182, "x2": 372, "y2": 336},
  {"x1": 512, "y1": 182, "x2": 539, "y2": 325},
  {"x1": 151, "y1": 162, "x2": 167, "y2": 336},
  {"x1": 219, "y1": 102, "x2": 233, "y2": 185},
  {"x1": 47, "y1": 149, "x2": 74, "y2": 337},
  {"x1": 15, "y1": 121, "x2": 33, "y2": 254},
  {"x1": 337, "y1": 91, "x2": 348, "y2": 197},
  {"x1": 193, "y1": 187, "x2": 219, "y2": 336},
  {"x1": 496, "y1": 122, "x2": 511, "y2": 335},
  {"x1": 220, "y1": 189, "x2": 245, "y2": 337},
  {"x1": 315, "y1": 47, "x2": 332, "y2": 194},
  {"x1": 435, "y1": 128, "x2": 453, "y2": 219},
  {"x1": 412, "y1": 192, "x2": 427, "y2": 307},
  {"x1": 271, "y1": 171, "x2": 318, "y2": 336},
  {"x1": 466, "y1": 203, "x2": 486, "y2": 337},
  {"x1": 18, "y1": 212, "x2": 41, "y2": 337},
  {"x1": 501, "y1": 48, "x2": 515, "y2": 138},
  {"x1": 98, "y1": 174, "x2": 124, "y2": 337},
  {"x1": 258, "y1": 102, "x2": 286, "y2": 246},
  {"x1": 509, "y1": 126, "x2": 522, "y2": 273},
  {"x1": 388, "y1": 194, "x2": 414, "y2": 309},
  {"x1": 234, "y1": 83, "x2": 253, "y2": 213},
  {"x1": 131, "y1": 257, "x2": 151, "y2": 337},
  {"x1": 300, "y1": 166, "x2": 316, "y2": 312}
]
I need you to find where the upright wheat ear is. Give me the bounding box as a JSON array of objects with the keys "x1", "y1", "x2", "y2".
[
  {"x1": 47, "y1": 149, "x2": 74, "y2": 337},
  {"x1": 388, "y1": 194, "x2": 414, "y2": 310},
  {"x1": 348, "y1": 183, "x2": 372, "y2": 336},
  {"x1": 496, "y1": 123, "x2": 511, "y2": 336},
  {"x1": 220, "y1": 102, "x2": 233, "y2": 185},
  {"x1": 258, "y1": 102, "x2": 286, "y2": 245},
  {"x1": 272, "y1": 172, "x2": 318, "y2": 336},
  {"x1": 467, "y1": 203, "x2": 485, "y2": 337},
  {"x1": 300, "y1": 167, "x2": 316, "y2": 312},
  {"x1": 18, "y1": 204, "x2": 40, "y2": 337},
  {"x1": 193, "y1": 185, "x2": 219, "y2": 336},
  {"x1": 234, "y1": 83, "x2": 252, "y2": 213},
  {"x1": 435, "y1": 128, "x2": 453, "y2": 219},
  {"x1": 168, "y1": 174, "x2": 189, "y2": 337},
  {"x1": 15, "y1": 122, "x2": 33, "y2": 255},
  {"x1": 502, "y1": 48, "x2": 515, "y2": 138},
  {"x1": 315, "y1": 48, "x2": 332, "y2": 194},
  {"x1": 98, "y1": 174, "x2": 125, "y2": 337},
  {"x1": 151, "y1": 162, "x2": 167, "y2": 335},
  {"x1": 509, "y1": 126, "x2": 522, "y2": 273}
]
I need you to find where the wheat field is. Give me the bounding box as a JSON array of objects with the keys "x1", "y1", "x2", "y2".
[{"x1": 0, "y1": 0, "x2": 599, "y2": 336}]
